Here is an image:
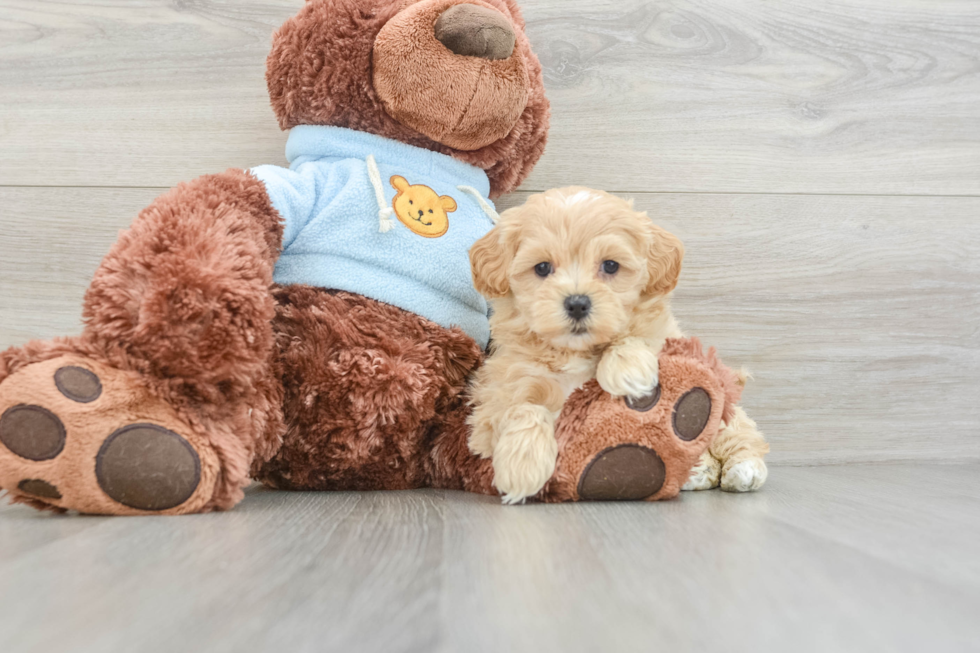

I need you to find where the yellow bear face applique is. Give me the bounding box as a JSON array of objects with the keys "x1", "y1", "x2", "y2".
[{"x1": 390, "y1": 175, "x2": 457, "y2": 238}]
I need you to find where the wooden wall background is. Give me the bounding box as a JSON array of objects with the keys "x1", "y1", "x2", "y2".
[{"x1": 1, "y1": 0, "x2": 978, "y2": 466}]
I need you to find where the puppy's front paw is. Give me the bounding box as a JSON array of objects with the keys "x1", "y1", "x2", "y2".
[
  {"x1": 492, "y1": 405, "x2": 558, "y2": 504},
  {"x1": 597, "y1": 339, "x2": 659, "y2": 398},
  {"x1": 720, "y1": 457, "x2": 768, "y2": 492}
]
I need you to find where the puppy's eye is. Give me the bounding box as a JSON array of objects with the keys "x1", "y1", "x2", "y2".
[
  {"x1": 534, "y1": 262, "x2": 553, "y2": 278},
  {"x1": 602, "y1": 260, "x2": 620, "y2": 275},
  {"x1": 428, "y1": 209, "x2": 434, "y2": 214},
  {"x1": 409, "y1": 200, "x2": 413, "y2": 205}
]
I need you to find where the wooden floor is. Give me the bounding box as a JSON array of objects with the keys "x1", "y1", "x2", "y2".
[{"x1": 0, "y1": 463, "x2": 977, "y2": 653}]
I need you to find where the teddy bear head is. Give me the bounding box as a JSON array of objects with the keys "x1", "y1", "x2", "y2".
[{"x1": 266, "y1": 0, "x2": 550, "y2": 198}]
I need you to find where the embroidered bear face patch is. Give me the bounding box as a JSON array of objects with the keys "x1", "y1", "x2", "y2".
[{"x1": 390, "y1": 175, "x2": 457, "y2": 238}]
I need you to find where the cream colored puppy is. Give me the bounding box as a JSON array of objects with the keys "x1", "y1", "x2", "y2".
[{"x1": 467, "y1": 188, "x2": 769, "y2": 503}]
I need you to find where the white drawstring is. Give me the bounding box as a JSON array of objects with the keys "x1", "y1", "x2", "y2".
[
  {"x1": 457, "y1": 185, "x2": 499, "y2": 225},
  {"x1": 366, "y1": 155, "x2": 396, "y2": 233}
]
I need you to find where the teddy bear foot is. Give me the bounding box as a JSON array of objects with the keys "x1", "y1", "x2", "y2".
[
  {"x1": 0, "y1": 354, "x2": 220, "y2": 515},
  {"x1": 539, "y1": 338, "x2": 743, "y2": 503}
]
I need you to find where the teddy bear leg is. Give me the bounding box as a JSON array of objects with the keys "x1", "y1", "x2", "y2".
[
  {"x1": 0, "y1": 170, "x2": 286, "y2": 514},
  {"x1": 254, "y1": 286, "x2": 482, "y2": 492}
]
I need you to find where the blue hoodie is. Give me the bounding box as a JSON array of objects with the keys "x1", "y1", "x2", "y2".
[{"x1": 251, "y1": 126, "x2": 497, "y2": 348}]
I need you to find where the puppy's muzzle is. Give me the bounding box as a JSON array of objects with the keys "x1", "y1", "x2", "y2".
[{"x1": 564, "y1": 294, "x2": 592, "y2": 322}]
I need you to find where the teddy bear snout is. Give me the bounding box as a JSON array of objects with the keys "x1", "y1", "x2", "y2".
[
  {"x1": 373, "y1": 0, "x2": 531, "y2": 151},
  {"x1": 435, "y1": 3, "x2": 516, "y2": 60}
]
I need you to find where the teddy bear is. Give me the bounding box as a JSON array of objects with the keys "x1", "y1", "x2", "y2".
[{"x1": 0, "y1": 0, "x2": 741, "y2": 515}]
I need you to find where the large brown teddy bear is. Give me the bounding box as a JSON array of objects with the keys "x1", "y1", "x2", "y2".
[{"x1": 0, "y1": 0, "x2": 741, "y2": 515}]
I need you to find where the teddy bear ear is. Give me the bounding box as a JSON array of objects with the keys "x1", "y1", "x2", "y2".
[
  {"x1": 390, "y1": 176, "x2": 409, "y2": 192},
  {"x1": 440, "y1": 196, "x2": 458, "y2": 213}
]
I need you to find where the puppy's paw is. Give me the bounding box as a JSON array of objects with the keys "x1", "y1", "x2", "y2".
[
  {"x1": 467, "y1": 417, "x2": 496, "y2": 459},
  {"x1": 682, "y1": 451, "x2": 721, "y2": 491},
  {"x1": 492, "y1": 405, "x2": 558, "y2": 504},
  {"x1": 597, "y1": 339, "x2": 659, "y2": 398},
  {"x1": 720, "y1": 457, "x2": 768, "y2": 492}
]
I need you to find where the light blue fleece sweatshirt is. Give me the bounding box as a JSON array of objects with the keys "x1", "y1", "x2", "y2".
[{"x1": 251, "y1": 126, "x2": 497, "y2": 348}]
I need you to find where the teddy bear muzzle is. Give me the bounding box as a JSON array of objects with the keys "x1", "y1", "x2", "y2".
[{"x1": 373, "y1": 0, "x2": 530, "y2": 151}]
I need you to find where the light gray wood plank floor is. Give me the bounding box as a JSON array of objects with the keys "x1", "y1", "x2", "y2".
[{"x1": 0, "y1": 464, "x2": 978, "y2": 653}]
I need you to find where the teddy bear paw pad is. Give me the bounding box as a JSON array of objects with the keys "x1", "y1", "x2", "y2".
[
  {"x1": 577, "y1": 444, "x2": 665, "y2": 501},
  {"x1": 96, "y1": 424, "x2": 201, "y2": 511},
  {"x1": 0, "y1": 404, "x2": 67, "y2": 461},
  {"x1": 0, "y1": 356, "x2": 217, "y2": 515},
  {"x1": 18, "y1": 478, "x2": 62, "y2": 500}
]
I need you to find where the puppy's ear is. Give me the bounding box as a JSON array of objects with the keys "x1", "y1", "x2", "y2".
[
  {"x1": 644, "y1": 224, "x2": 684, "y2": 297},
  {"x1": 470, "y1": 226, "x2": 511, "y2": 298}
]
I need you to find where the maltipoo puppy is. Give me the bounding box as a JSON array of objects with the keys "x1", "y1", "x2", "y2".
[{"x1": 468, "y1": 187, "x2": 769, "y2": 503}]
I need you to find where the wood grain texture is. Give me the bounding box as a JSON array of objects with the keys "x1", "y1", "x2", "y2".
[
  {"x1": 523, "y1": 0, "x2": 980, "y2": 194},
  {"x1": 0, "y1": 464, "x2": 978, "y2": 653},
  {"x1": 2, "y1": 0, "x2": 980, "y2": 193},
  {"x1": 4, "y1": 187, "x2": 976, "y2": 465},
  {"x1": 0, "y1": 187, "x2": 161, "y2": 346}
]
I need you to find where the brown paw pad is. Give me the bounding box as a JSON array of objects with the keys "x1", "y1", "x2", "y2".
[
  {"x1": 577, "y1": 444, "x2": 665, "y2": 501},
  {"x1": 54, "y1": 366, "x2": 102, "y2": 403},
  {"x1": 0, "y1": 405, "x2": 67, "y2": 461},
  {"x1": 18, "y1": 479, "x2": 62, "y2": 500},
  {"x1": 96, "y1": 424, "x2": 201, "y2": 511},
  {"x1": 673, "y1": 388, "x2": 712, "y2": 441}
]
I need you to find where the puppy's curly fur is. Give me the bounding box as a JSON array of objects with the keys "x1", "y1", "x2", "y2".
[{"x1": 468, "y1": 188, "x2": 769, "y2": 502}]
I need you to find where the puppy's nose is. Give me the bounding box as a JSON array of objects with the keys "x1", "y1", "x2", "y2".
[
  {"x1": 564, "y1": 295, "x2": 592, "y2": 321},
  {"x1": 435, "y1": 4, "x2": 516, "y2": 61}
]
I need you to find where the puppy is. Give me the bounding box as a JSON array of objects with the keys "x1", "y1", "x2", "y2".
[{"x1": 467, "y1": 187, "x2": 769, "y2": 503}]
